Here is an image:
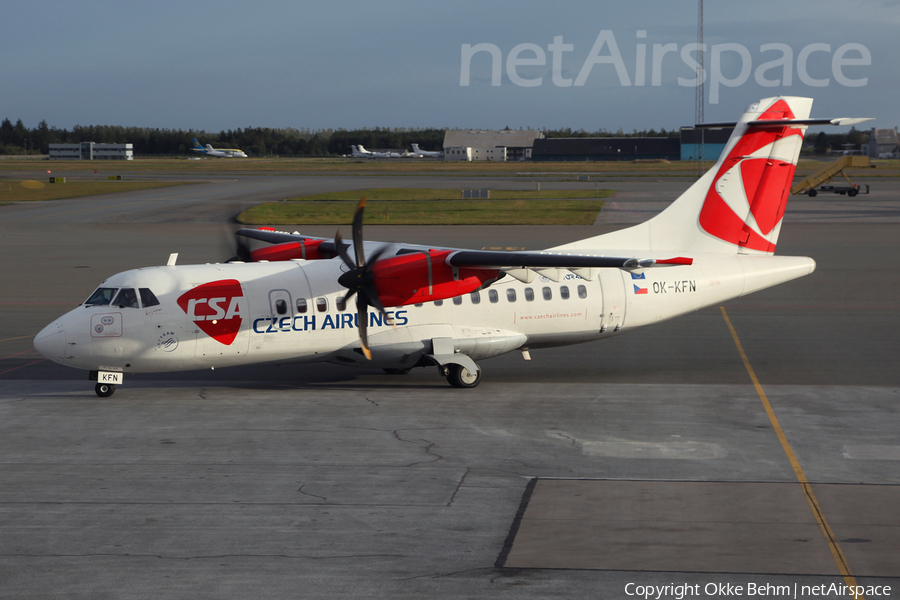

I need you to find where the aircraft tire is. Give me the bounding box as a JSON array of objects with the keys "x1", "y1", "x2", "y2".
[
  {"x1": 95, "y1": 383, "x2": 116, "y2": 398},
  {"x1": 446, "y1": 364, "x2": 481, "y2": 388}
]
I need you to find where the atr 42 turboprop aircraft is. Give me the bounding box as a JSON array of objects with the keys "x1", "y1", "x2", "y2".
[
  {"x1": 191, "y1": 138, "x2": 248, "y2": 158},
  {"x1": 36, "y1": 97, "x2": 871, "y2": 397},
  {"x1": 410, "y1": 143, "x2": 444, "y2": 158}
]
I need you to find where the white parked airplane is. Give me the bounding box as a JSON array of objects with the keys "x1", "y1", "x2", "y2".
[
  {"x1": 411, "y1": 143, "x2": 444, "y2": 158},
  {"x1": 355, "y1": 144, "x2": 403, "y2": 158},
  {"x1": 349, "y1": 145, "x2": 374, "y2": 158},
  {"x1": 191, "y1": 138, "x2": 248, "y2": 158},
  {"x1": 36, "y1": 97, "x2": 871, "y2": 397}
]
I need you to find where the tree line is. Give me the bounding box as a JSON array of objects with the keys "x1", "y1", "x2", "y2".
[{"x1": 0, "y1": 117, "x2": 873, "y2": 157}]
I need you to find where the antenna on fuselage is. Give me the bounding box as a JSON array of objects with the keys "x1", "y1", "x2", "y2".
[{"x1": 167, "y1": 253, "x2": 178, "y2": 266}]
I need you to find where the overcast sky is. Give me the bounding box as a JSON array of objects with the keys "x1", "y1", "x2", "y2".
[{"x1": 2, "y1": 1, "x2": 896, "y2": 133}]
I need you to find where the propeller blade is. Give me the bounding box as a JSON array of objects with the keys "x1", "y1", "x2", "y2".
[
  {"x1": 333, "y1": 198, "x2": 393, "y2": 360},
  {"x1": 357, "y1": 295, "x2": 372, "y2": 360},
  {"x1": 352, "y1": 197, "x2": 367, "y2": 267},
  {"x1": 365, "y1": 244, "x2": 390, "y2": 267},
  {"x1": 334, "y1": 230, "x2": 354, "y2": 269},
  {"x1": 363, "y1": 282, "x2": 391, "y2": 324}
]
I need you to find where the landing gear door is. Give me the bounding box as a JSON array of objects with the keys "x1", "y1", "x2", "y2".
[{"x1": 598, "y1": 269, "x2": 627, "y2": 333}]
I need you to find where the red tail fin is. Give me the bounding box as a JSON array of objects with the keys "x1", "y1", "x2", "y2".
[{"x1": 698, "y1": 99, "x2": 807, "y2": 254}]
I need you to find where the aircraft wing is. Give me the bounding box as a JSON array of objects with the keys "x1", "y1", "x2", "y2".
[
  {"x1": 235, "y1": 228, "x2": 692, "y2": 270},
  {"x1": 442, "y1": 250, "x2": 692, "y2": 270}
]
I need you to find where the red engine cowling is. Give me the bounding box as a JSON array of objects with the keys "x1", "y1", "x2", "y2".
[
  {"x1": 371, "y1": 250, "x2": 499, "y2": 307},
  {"x1": 250, "y1": 239, "x2": 331, "y2": 262}
]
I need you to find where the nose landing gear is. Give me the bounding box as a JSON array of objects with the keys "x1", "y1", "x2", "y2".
[{"x1": 95, "y1": 383, "x2": 116, "y2": 398}]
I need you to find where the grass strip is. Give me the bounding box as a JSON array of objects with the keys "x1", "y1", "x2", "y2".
[
  {"x1": 238, "y1": 199, "x2": 607, "y2": 226},
  {"x1": 282, "y1": 187, "x2": 612, "y2": 202}
]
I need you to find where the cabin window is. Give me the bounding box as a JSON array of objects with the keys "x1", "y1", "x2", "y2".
[
  {"x1": 488, "y1": 289, "x2": 498, "y2": 303},
  {"x1": 470, "y1": 291, "x2": 481, "y2": 304},
  {"x1": 112, "y1": 288, "x2": 139, "y2": 309},
  {"x1": 316, "y1": 297, "x2": 328, "y2": 312},
  {"x1": 524, "y1": 287, "x2": 534, "y2": 302},
  {"x1": 275, "y1": 299, "x2": 288, "y2": 315},
  {"x1": 507, "y1": 289, "x2": 517, "y2": 302},
  {"x1": 452, "y1": 296, "x2": 462, "y2": 305},
  {"x1": 297, "y1": 298, "x2": 308, "y2": 313},
  {"x1": 578, "y1": 285, "x2": 587, "y2": 299},
  {"x1": 560, "y1": 285, "x2": 570, "y2": 300},
  {"x1": 336, "y1": 296, "x2": 347, "y2": 312},
  {"x1": 542, "y1": 287, "x2": 552, "y2": 301},
  {"x1": 139, "y1": 288, "x2": 160, "y2": 308},
  {"x1": 85, "y1": 287, "x2": 118, "y2": 306}
]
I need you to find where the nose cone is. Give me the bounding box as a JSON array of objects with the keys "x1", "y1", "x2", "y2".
[{"x1": 34, "y1": 321, "x2": 66, "y2": 362}]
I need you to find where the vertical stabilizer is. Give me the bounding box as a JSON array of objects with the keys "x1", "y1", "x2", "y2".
[{"x1": 555, "y1": 96, "x2": 813, "y2": 256}]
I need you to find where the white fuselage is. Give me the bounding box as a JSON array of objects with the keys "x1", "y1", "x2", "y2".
[{"x1": 34, "y1": 253, "x2": 814, "y2": 376}]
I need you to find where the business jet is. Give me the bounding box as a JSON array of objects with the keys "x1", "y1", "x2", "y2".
[
  {"x1": 36, "y1": 97, "x2": 870, "y2": 397},
  {"x1": 411, "y1": 143, "x2": 444, "y2": 158},
  {"x1": 191, "y1": 138, "x2": 248, "y2": 158}
]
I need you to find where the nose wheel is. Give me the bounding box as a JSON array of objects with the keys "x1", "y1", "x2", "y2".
[
  {"x1": 95, "y1": 383, "x2": 116, "y2": 398},
  {"x1": 445, "y1": 363, "x2": 482, "y2": 388}
]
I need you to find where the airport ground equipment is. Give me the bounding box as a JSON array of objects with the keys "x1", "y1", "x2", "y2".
[{"x1": 791, "y1": 155, "x2": 872, "y2": 197}]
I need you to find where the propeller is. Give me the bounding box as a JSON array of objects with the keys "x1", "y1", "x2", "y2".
[{"x1": 334, "y1": 198, "x2": 391, "y2": 360}]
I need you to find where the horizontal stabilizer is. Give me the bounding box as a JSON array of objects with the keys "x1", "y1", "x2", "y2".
[{"x1": 695, "y1": 117, "x2": 874, "y2": 130}]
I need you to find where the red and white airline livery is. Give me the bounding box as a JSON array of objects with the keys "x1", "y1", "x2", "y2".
[{"x1": 34, "y1": 97, "x2": 871, "y2": 396}]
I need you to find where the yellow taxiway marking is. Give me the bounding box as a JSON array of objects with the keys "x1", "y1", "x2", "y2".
[
  {"x1": 721, "y1": 306, "x2": 864, "y2": 600},
  {"x1": 0, "y1": 335, "x2": 35, "y2": 343}
]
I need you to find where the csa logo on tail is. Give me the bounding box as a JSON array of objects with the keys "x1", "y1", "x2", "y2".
[{"x1": 698, "y1": 99, "x2": 805, "y2": 254}]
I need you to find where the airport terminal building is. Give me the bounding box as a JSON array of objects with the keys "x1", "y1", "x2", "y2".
[{"x1": 48, "y1": 142, "x2": 133, "y2": 160}]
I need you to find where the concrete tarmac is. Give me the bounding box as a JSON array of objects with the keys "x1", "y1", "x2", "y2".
[{"x1": 1, "y1": 172, "x2": 898, "y2": 599}]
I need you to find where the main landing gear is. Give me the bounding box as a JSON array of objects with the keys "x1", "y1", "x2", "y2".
[
  {"x1": 95, "y1": 383, "x2": 116, "y2": 398},
  {"x1": 444, "y1": 363, "x2": 482, "y2": 388}
]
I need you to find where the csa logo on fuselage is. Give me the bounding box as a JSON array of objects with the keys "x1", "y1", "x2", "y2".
[{"x1": 177, "y1": 279, "x2": 245, "y2": 345}]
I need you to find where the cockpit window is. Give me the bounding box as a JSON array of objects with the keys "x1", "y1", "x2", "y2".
[
  {"x1": 139, "y1": 288, "x2": 160, "y2": 308},
  {"x1": 112, "y1": 288, "x2": 139, "y2": 308},
  {"x1": 85, "y1": 287, "x2": 118, "y2": 306}
]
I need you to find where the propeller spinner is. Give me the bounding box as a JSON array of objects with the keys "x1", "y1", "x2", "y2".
[{"x1": 334, "y1": 198, "x2": 391, "y2": 360}]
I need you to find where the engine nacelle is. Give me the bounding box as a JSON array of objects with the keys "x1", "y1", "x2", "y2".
[
  {"x1": 372, "y1": 250, "x2": 499, "y2": 307},
  {"x1": 250, "y1": 239, "x2": 331, "y2": 262}
]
